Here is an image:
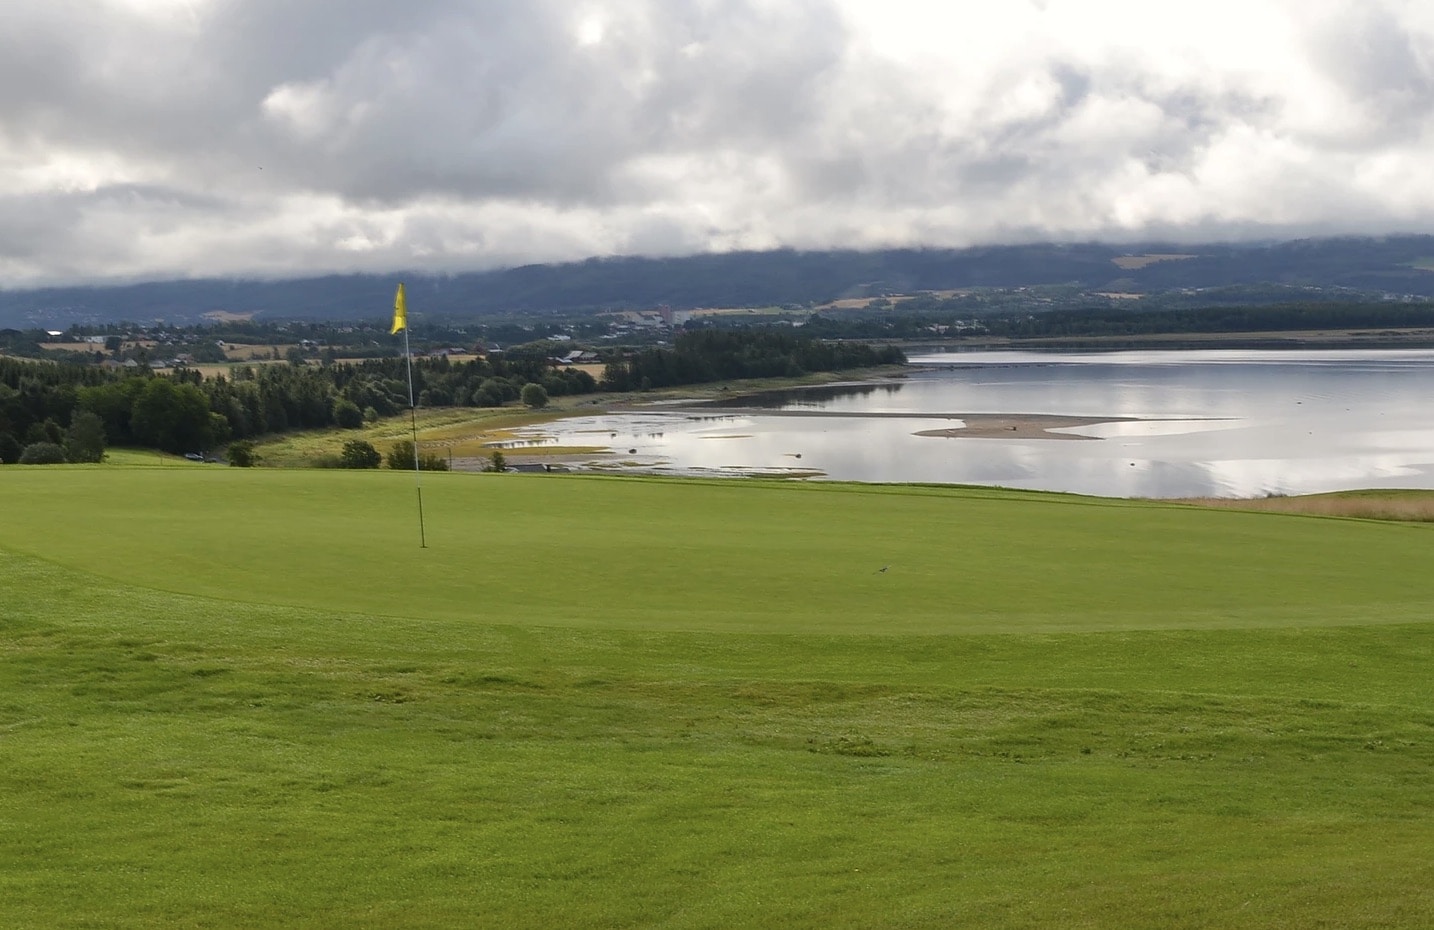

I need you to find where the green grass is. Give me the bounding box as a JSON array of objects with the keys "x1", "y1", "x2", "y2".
[
  {"x1": 101, "y1": 448, "x2": 211, "y2": 467},
  {"x1": 3, "y1": 468, "x2": 1434, "y2": 927}
]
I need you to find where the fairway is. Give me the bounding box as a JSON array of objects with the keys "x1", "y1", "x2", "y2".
[{"x1": 3, "y1": 467, "x2": 1434, "y2": 927}]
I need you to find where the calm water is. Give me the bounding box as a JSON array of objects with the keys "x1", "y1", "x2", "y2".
[{"x1": 503, "y1": 349, "x2": 1434, "y2": 498}]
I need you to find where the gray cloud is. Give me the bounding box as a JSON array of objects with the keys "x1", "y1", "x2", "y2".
[
  {"x1": 1, "y1": 0, "x2": 1433, "y2": 285},
  {"x1": 1309, "y1": 4, "x2": 1434, "y2": 135}
]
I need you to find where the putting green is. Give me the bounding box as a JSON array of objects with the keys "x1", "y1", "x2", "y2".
[{"x1": 4, "y1": 466, "x2": 1432, "y2": 634}]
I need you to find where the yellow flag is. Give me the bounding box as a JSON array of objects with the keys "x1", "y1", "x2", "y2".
[{"x1": 391, "y1": 283, "x2": 407, "y2": 334}]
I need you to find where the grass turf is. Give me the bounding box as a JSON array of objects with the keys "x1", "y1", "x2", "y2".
[{"x1": 3, "y1": 467, "x2": 1434, "y2": 927}]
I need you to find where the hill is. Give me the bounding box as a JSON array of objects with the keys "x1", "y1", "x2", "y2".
[
  {"x1": 4, "y1": 468, "x2": 1434, "y2": 926},
  {"x1": 5, "y1": 235, "x2": 1434, "y2": 328}
]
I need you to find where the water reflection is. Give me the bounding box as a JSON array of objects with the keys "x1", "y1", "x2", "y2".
[
  {"x1": 709, "y1": 382, "x2": 909, "y2": 410},
  {"x1": 511, "y1": 350, "x2": 1434, "y2": 498}
]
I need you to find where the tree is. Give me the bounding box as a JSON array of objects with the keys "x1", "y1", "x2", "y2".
[
  {"x1": 209, "y1": 411, "x2": 232, "y2": 448},
  {"x1": 64, "y1": 410, "x2": 107, "y2": 463},
  {"x1": 78, "y1": 377, "x2": 147, "y2": 445},
  {"x1": 227, "y1": 440, "x2": 257, "y2": 467},
  {"x1": 19, "y1": 441, "x2": 66, "y2": 464},
  {"x1": 25, "y1": 420, "x2": 62, "y2": 445},
  {"x1": 0, "y1": 432, "x2": 20, "y2": 465},
  {"x1": 489, "y1": 449, "x2": 507, "y2": 472},
  {"x1": 131, "y1": 378, "x2": 213, "y2": 453},
  {"x1": 520, "y1": 382, "x2": 549, "y2": 409},
  {"x1": 332, "y1": 398, "x2": 364, "y2": 429},
  {"x1": 471, "y1": 379, "x2": 506, "y2": 407},
  {"x1": 191, "y1": 342, "x2": 228, "y2": 363},
  {"x1": 338, "y1": 439, "x2": 382, "y2": 469}
]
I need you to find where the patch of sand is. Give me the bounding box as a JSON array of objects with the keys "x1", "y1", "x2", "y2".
[{"x1": 915, "y1": 414, "x2": 1137, "y2": 441}]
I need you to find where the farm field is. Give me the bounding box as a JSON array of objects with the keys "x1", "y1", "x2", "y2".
[{"x1": 3, "y1": 468, "x2": 1434, "y2": 927}]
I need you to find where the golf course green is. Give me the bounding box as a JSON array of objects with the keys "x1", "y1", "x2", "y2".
[{"x1": 3, "y1": 465, "x2": 1433, "y2": 927}]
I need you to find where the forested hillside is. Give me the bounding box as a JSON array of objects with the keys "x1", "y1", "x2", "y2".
[{"x1": 5, "y1": 236, "x2": 1434, "y2": 328}]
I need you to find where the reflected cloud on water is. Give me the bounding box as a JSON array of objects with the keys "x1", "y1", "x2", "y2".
[{"x1": 506, "y1": 349, "x2": 1434, "y2": 498}]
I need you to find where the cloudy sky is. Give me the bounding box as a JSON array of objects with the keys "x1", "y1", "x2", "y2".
[{"x1": 3, "y1": 0, "x2": 1433, "y2": 286}]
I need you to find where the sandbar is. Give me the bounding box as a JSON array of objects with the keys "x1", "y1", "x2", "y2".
[{"x1": 915, "y1": 414, "x2": 1140, "y2": 441}]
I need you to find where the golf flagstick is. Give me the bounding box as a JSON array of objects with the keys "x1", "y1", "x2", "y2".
[{"x1": 393, "y1": 283, "x2": 427, "y2": 548}]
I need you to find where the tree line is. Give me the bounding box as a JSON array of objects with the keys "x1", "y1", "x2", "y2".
[
  {"x1": 0, "y1": 352, "x2": 597, "y2": 461},
  {"x1": 982, "y1": 301, "x2": 1434, "y2": 338},
  {"x1": 599, "y1": 329, "x2": 905, "y2": 391},
  {"x1": 1, "y1": 329, "x2": 900, "y2": 462},
  {"x1": 791, "y1": 300, "x2": 1434, "y2": 342}
]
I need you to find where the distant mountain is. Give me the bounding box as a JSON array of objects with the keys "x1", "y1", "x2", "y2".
[{"x1": 4, "y1": 236, "x2": 1434, "y2": 329}]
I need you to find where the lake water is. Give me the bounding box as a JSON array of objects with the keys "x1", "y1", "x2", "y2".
[{"x1": 500, "y1": 349, "x2": 1434, "y2": 498}]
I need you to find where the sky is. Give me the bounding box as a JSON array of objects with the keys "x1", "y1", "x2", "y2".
[{"x1": 3, "y1": 0, "x2": 1433, "y2": 286}]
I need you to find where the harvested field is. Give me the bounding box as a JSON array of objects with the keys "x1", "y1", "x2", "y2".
[{"x1": 1110, "y1": 253, "x2": 1197, "y2": 270}]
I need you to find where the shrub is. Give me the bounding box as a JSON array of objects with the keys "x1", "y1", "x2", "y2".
[
  {"x1": 339, "y1": 439, "x2": 382, "y2": 469},
  {"x1": 521, "y1": 382, "x2": 549, "y2": 409},
  {"x1": 19, "y1": 441, "x2": 67, "y2": 465},
  {"x1": 386, "y1": 440, "x2": 449, "y2": 471},
  {"x1": 228, "y1": 440, "x2": 258, "y2": 467}
]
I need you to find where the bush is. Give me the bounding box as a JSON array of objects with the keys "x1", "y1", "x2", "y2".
[
  {"x1": 339, "y1": 439, "x2": 382, "y2": 469},
  {"x1": 333, "y1": 398, "x2": 364, "y2": 429},
  {"x1": 521, "y1": 382, "x2": 549, "y2": 409},
  {"x1": 228, "y1": 440, "x2": 258, "y2": 467},
  {"x1": 19, "y1": 441, "x2": 67, "y2": 465},
  {"x1": 488, "y1": 449, "x2": 507, "y2": 472},
  {"x1": 386, "y1": 440, "x2": 449, "y2": 471},
  {"x1": 25, "y1": 421, "x2": 60, "y2": 445}
]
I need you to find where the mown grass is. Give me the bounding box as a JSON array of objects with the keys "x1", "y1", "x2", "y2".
[
  {"x1": 101, "y1": 448, "x2": 210, "y2": 467},
  {"x1": 8, "y1": 469, "x2": 1434, "y2": 634},
  {"x1": 3, "y1": 470, "x2": 1434, "y2": 927}
]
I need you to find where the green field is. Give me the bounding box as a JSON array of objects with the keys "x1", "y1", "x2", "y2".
[{"x1": 4, "y1": 467, "x2": 1434, "y2": 927}]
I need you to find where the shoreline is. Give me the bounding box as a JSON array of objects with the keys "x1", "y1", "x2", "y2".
[
  {"x1": 890, "y1": 327, "x2": 1434, "y2": 353},
  {"x1": 258, "y1": 351, "x2": 1434, "y2": 499}
]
